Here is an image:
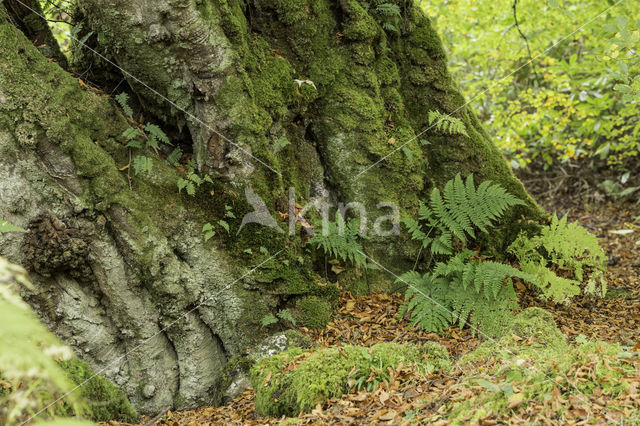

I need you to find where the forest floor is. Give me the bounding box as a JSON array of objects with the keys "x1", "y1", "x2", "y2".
[{"x1": 130, "y1": 176, "x2": 640, "y2": 425}]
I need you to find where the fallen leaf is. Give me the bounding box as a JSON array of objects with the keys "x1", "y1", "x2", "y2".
[{"x1": 507, "y1": 392, "x2": 524, "y2": 409}]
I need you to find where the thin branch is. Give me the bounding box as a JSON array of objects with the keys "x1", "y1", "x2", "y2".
[{"x1": 513, "y1": 0, "x2": 540, "y2": 84}]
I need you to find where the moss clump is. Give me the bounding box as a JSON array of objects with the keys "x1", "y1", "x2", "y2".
[
  {"x1": 460, "y1": 307, "x2": 567, "y2": 365},
  {"x1": 59, "y1": 358, "x2": 138, "y2": 423},
  {"x1": 293, "y1": 296, "x2": 332, "y2": 329},
  {"x1": 251, "y1": 342, "x2": 450, "y2": 417},
  {"x1": 451, "y1": 308, "x2": 639, "y2": 423}
]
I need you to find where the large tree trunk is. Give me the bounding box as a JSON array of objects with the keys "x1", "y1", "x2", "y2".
[{"x1": 0, "y1": 0, "x2": 542, "y2": 415}]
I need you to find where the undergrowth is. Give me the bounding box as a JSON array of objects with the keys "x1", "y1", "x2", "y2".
[{"x1": 399, "y1": 173, "x2": 608, "y2": 337}]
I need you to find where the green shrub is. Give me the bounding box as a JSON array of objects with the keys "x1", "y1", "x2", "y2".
[{"x1": 420, "y1": 0, "x2": 640, "y2": 174}]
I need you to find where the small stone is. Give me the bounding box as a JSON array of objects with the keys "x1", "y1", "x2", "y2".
[{"x1": 142, "y1": 384, "x2": 156, "y2": 398}]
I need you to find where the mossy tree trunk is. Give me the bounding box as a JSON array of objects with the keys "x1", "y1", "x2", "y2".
[{"x1": 0, "y1": 0, "x2": 541, "y2": 415}]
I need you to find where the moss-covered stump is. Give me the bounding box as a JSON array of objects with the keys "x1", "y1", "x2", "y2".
[
  {"x1": 451, "y1": 308, "x2": 640, "y2": 423},
  {"x1": 250, "y1": 342, "x2": 450, "y2": 417},
  {"x1": 59, "y1": 358, "x2": 138, "y2": 423}
]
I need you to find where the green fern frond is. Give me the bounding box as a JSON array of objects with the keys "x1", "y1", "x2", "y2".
[
  {"x1": 508, "y1": 214, "x2": 607, "y2": 302},
  {"x1": 427, "y1": 110, "x2": 469, "y2": 137},
  {"x1": 376, "y1": 3, "x2": 401, "y2": 17},
  {"x1": 402, "y1": 174, "x2": 524, "y2": 256},
  {"x1": 114, "y1": 92, "x2": 133, "y2": 118},
  {"x1": 397, "y1": 272, "x2": 452, "y2": 333},
  {"x1": 309, "y1": 212, "x2": 368, "y2": 269}
]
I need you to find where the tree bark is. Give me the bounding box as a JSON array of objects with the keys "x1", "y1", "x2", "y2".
[{"x1": 0, "y1": 0, "x2": 543, "y2": 415}]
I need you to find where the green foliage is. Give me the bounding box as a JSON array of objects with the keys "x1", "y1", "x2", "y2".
[
  {"x1": 276, "y1": 309, "x2": 297, "y2": 326},
  {"x1": 260, "y1": 314, "x2": 278, "y2": 328},
  {"x1": 427, "y1": 110, "x2": 468, "y2": 137},
  {"x1": 132, "y1": 155, "x2": 153, "y2": 175},
  {"x1": 0, "y1": 257, "x2": 84, "y2": 424},
  {"x1": 399, "y1": 174, "x2": 529, "y2": 336},
  {"x1": 0, "y1": 219, "x2": 26, "y2": 234},
  {"x1": 166, "y1": 147, "x2": 183, "y2": 166},
  {"x1": 273, "y1": 136, "x2": 291, "y2": 154},
  {"x1": 114, "y1": 93, "x2": 133, "y2": 118},
  {"x1": 177, "y1": 161, "x2": 213, "y2": 196},
  {"x1": 509, "y1": 214, "x2": 608, "y2": 303},
  {"x1": 116, "y1": 93, "x2": 179, "y2": 177},
  {"x1": 309, "y1": 212, "x2": 369, "y2": 269},
  {"x1": 218, "y1": 220, "x2": 230, "y2": 233},
  {"x1": 202, "y1": 223, "x2": 216, "y2": 242},
  {"x1": 250, "y1": 343, "x2": 450, "y2": 417},
  {"x1": 398, "y1": 254, "x2": 536, "y2": 337},
  {"x1": 360, "y1": 0, "x2": 401, "y2": 33},
  {"x1": 402, "y1": 173, "x2": 525, "y2": 255},
  {"x1": 260, "y1": 310, "x2": 297, "y2": 328},
  {"x1": 420, "y1": 1, "x2": 640, "y2": 174}
]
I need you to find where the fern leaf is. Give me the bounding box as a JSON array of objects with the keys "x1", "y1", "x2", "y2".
[
  {"x1": 430, "y1": 188, "x2": 466, "y2": 243},
  {"x1": 115, "y1": 93, "x2": 133, "y2": 118},
  {"x1": 376, "y1": 3, "x2": 401, "y2": 17}
]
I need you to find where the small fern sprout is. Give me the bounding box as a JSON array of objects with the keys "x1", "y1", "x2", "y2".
[{"x1": 427, "y1": 110, "x2": 469, "y2": 137}]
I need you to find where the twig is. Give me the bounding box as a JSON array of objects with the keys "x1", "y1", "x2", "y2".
[{"x1": 513, "y1": 0, "x2": 540, "y2": 83}]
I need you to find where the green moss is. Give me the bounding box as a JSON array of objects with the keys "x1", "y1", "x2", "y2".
[
  {"x1": 340, "y1": 0, "x2": 379, "y2": 41},
  {"x1": 251, "y1": 342, "x2": 450, "y2": 417},
  {"x1": 282, "y1": 329, "x2": 312, "y2": 349},
  {"x1": 460, "y1": 307, "x2": 568, "y2": 365},
  {"x1": 59, "y1": 358, "x2": 138, "y2": 423},
  {"x1": 451, "y1": 308, "x2": 639, "y2": 422},
  {"x1": 293, "y1": 295, "x2": 332, "y2": 329}
]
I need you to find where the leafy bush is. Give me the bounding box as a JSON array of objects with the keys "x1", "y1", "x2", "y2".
[{"x1": 420, "y1": 0, "x2": 640, "y2": 173}]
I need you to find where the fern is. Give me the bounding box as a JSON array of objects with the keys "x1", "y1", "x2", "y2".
[
  {"x1": 397, "y1": 260, "x2": 524, "y2": 337},
  {"x1": 114, "y1": 92, "x2": 133, "y2": 118},
  {"x1": 361, "y1": 0, "x2": 401, "y2": 35},
  {"x1": 399, "y1": 174, "x2": 534, "y2": 337},
  {"x1": 375, "y1": 3, "x2": 401, "y2": 17},
  {"x1": 427, "y1": 110, "x2": 469, "y2": 137},
  {"x1": 260, "y1": 314, "x2": 278, "y2": 327},
  {"x1": 508, "y1": 214, "x2": 607, "y2": 303},
  {"x1": 133, "y1": 155, "x2": 153, "y2": 175},
  {"x1": 397, "y1": 271, "x2": 452, "y2": 333},
  {"x1": 309, "y1": 212, "x2": 369, "y2": 269},
  {"x1": 277, "y1": 309, "x2": 297, "y2": 326},
  {"x1": 403, "y1": 173, "x2": 525, "y2": 255}
]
